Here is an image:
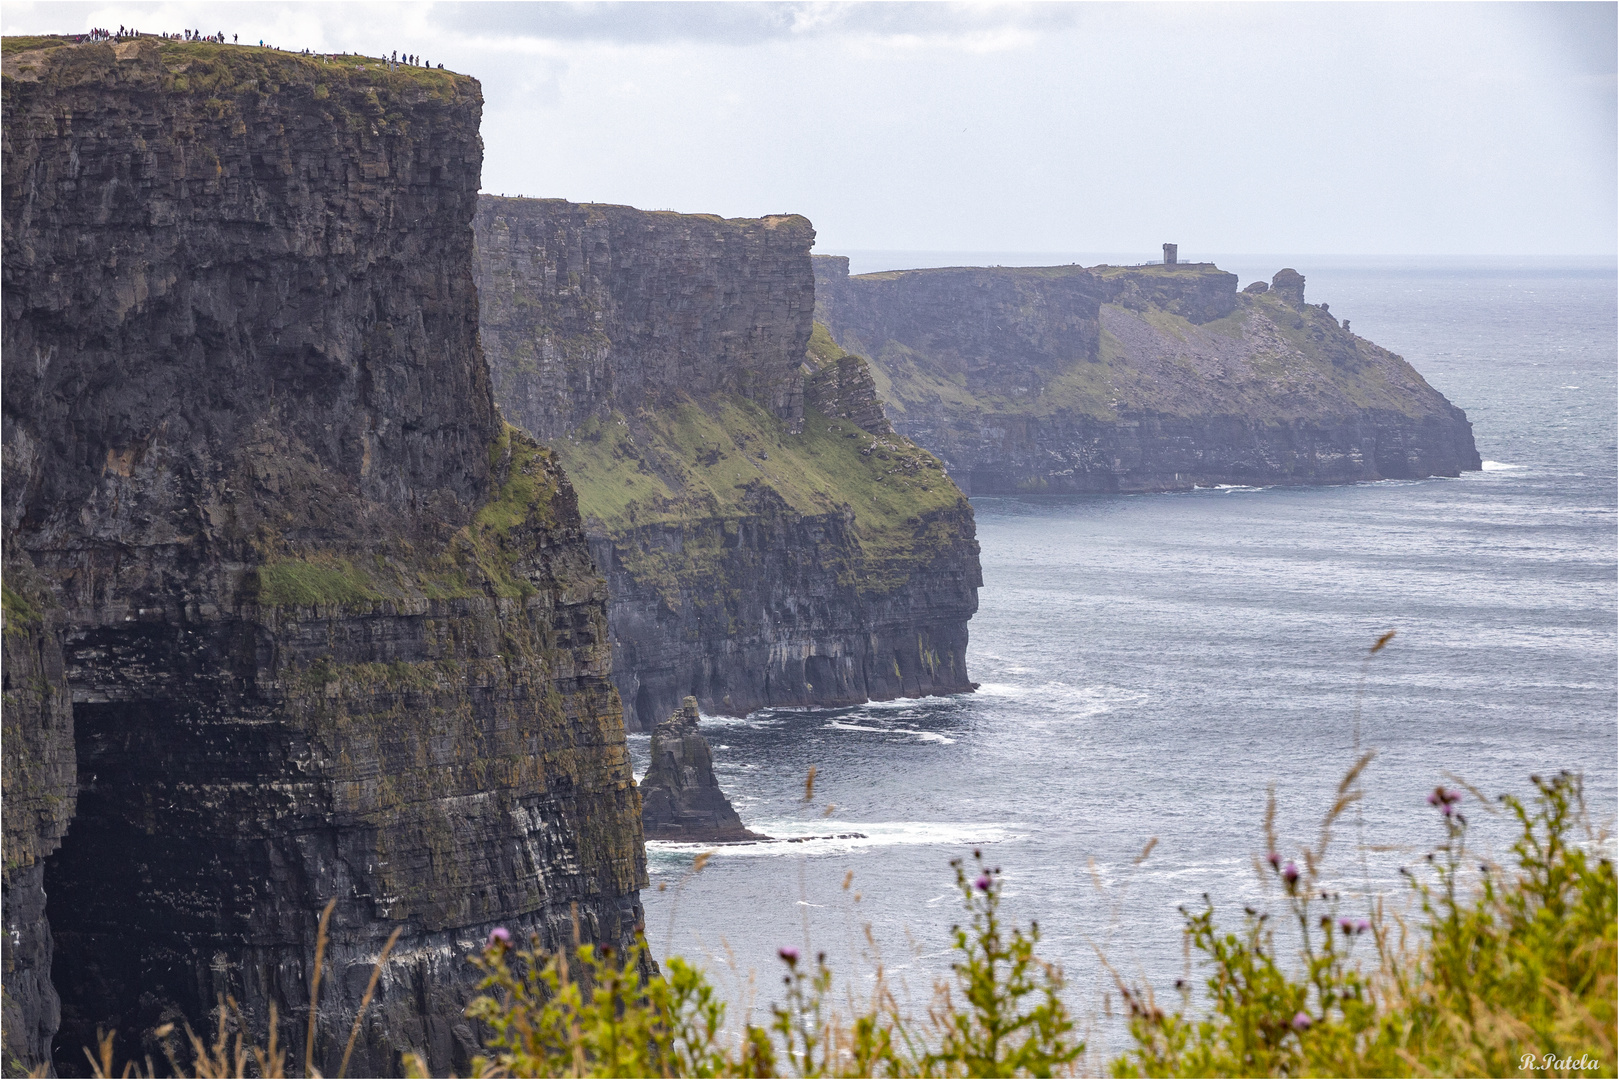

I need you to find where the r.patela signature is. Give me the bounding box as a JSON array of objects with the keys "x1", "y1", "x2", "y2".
[{"x1": 1521, "y1": 1053, "x2": 1601, "y2": 1072}]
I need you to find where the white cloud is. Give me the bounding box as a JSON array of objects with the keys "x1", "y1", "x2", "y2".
[{"x1": 2, "y1": 1, "x2": 1612, "y2": 253}]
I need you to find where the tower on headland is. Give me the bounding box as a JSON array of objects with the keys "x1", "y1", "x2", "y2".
[{"x1": 1163, "y1": 243, "x2": 1178, "y2": 266}]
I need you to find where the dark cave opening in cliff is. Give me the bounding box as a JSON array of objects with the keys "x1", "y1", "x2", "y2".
[
  {"x1": 44, "y1": 695, "x2": 216, "y2": 1077},
  {"x1": 41, "y1": 622, "x2": 280, "y2": 1078}
]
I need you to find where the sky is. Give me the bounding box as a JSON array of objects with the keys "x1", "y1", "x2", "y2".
[{"x1": 4, "y1": 2, "x2": 1615, "y2": 256}]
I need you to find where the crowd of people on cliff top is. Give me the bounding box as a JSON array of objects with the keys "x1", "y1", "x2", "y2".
[{"x1": 67, "y1": 26, "x2": 445, "y2": 70}]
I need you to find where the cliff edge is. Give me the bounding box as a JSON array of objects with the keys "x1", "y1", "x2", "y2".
[
  {"x1": 2, "y1": 36, "x2": 644, "y2": 1076},
  {"x1": 475, "y1": 199, "x2": 982, "y2": 731},
  {"x1": 813, "y1": 256, "x2": 1480, "y2": 493}
]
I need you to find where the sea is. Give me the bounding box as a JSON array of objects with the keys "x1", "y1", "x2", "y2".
[{"x1": 630, "y1": 255, "x2": 1618, "y2": 1060}]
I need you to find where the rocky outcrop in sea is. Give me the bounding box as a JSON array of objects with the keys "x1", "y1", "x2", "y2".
[
  {"x1": 813, "y1": 256, "x2": 1481, "y2": 494},
  {"x1": 639, "y1": 698, "x2": 765, "y2": 843},
  {"x1": 2, "y1": 38, "x2": 644, "y2": 1076},
  {"x1": 475, "y1": 199, "x2": 983, "y2": 731}
]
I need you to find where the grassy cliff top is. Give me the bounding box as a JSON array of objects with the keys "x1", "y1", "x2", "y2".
[
  {"x1": 865, "y1": 289, "x2": 1447, "y2": 424},
  {"x1": 1, "y1": 34, "x2": 475, "y2": 96},
  {"x1": 478, "y1": 194, "x2": 811, "y2": 235}
]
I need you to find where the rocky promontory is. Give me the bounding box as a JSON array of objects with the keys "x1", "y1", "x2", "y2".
[
  {"x1": 639, "y1": 698, "x2": 764, "y2": 843},
  {"x1": 475, "y1": 198, "x2": 982, "y2": 731},
  {"x1": 2, "y1": 37, "x2": 644, "y2": 1076},
  {"x1": 813, "y1": 256, "x2": 1480, "y2": 493}
]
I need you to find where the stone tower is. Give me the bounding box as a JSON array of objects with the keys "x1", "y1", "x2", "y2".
[{"x1": 1163, "y1": 242, "x2": 1178, "y2": 265}]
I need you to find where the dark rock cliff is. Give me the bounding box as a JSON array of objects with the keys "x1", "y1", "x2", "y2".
[
  {"x1": 475, "y1": 199, "x2": 982, "y2": 731},
  {"x1": 2, "y1": 37, "x2": 644, "y2": 1077},
  {"x1": 813, "y1": 255, "x2": 1480, "y2": 494},
  {"x1": 639, "y1": 698, "x2": 763, "y2": 843}
]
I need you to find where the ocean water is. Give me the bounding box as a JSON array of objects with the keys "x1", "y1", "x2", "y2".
[{"x1": 632, "y1": 258, "x2": 1617, "y2": 1057}]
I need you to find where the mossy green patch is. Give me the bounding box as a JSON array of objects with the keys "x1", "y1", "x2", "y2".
[
  {"x1": 1, "y1": 35, "x2": 68, "y2": 56},
  {"x1": 254, "y1": 426, "x2": 563, "y2": 611},
  {"x1": 256, "y1": 553, "x2": 386, "y2": 608},
  {"x1": 552, "y1": 393, "x2": 964, "y2": 601},
  {"x1": 1, "y1": 583, "x2": 42, "y2": 637}
]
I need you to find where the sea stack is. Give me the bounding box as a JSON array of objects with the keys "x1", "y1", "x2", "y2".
[{"x1": 640, "y1": 698, "x2": 765, "y2": 843}]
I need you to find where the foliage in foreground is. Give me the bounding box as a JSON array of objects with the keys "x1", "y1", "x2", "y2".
[
  {"x1": 1114, "y1": 771, "x2": 1615, "y2": 1078},
  {"x1": 412, "y1": 852, "x2": 1081, "y2": 1078},
  {"x1": 67, "y1": 774, "x2": 1614, "y2": 1078}
]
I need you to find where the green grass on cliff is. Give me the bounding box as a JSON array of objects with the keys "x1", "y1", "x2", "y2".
[
  {"x1": 858, "y1": 287, "x2": 1440, "y2": 425},
  {"x1": 254, "y1": 426, "x2": 562, "y2": 611},
  {"x1": 551, "y1": 391, "x2": 963, "y2": 599},
  {"x1": 1, "y1": 35, "x2": 472, "y2": 96}
]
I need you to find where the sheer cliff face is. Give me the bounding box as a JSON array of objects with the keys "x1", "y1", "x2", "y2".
[
  {"x1": 2, "y1": 38, "x2": 643, "y2": 1076},
  {"x1": 814, "y1": 256, "x2": 1481, "y2": 494},
  {"x1": 475, "y1": 199, "x2": 982, "y2": 731}
]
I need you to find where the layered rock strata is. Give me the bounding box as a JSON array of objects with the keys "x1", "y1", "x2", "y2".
[
  {"x1": 2, "y1": 37, "x2": 644, "y2": 1077},
  {"x1": 639, "y1": 698, "x2": 764, "y2": 843},
  {"x1": 475, "y1": 199, "x2": 982, "y2": 731},
  {"x1": 813, "y1": 256, "x2": 1480, "y2": 494}
]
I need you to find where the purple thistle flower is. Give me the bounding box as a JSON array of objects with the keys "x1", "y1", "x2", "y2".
[
  {"x1": 1442, "y1": 803, "x2": 1454, "y2": 817},
  {"x1": 1354, "y1": 919, "x2": 1371, "y2": 934},
  {"x1": 1338, "y1": 918, "x2": 1354, "y2": 934},
  {"x1": 1292, "y1": 1012, "x2": 1312, "y2": 1031},
  {"x1": 487, "y1": 927, "x2": 512, "y2": 949},
  {"x1": 1427, "y1": 790, "x2": 1440, "y2": 806},
  {"x1": 974, "y1": 874, "x2": 992, "y2": 892},
  {"x1": 778, "y1": 947, "x2": 800, "y2": 964},
  {"x1": 1266, "y1": 851, "x2": 1281, "y2": 869},
  {"x1": 1282, "y1": 860, "x2": 1300, "y2": 886}
]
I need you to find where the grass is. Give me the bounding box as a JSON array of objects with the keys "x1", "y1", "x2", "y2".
[
  {"x1": 1, "y1": 583, "x2": 42, "y2": 634},
  {"x1": 837, "y1": 266, "x2": 1444, "y2": 427},
  {"x1": 551, "y1": 392, "x2": 964, "y2": 602},
  {"x1": 2, "y1": 34, "x2": 475, "y2": 96},
  {"x1": 251, "y1": 424, "x2": 561, "y2": 611}
]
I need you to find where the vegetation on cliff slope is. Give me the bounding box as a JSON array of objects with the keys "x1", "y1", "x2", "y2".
[
  {"x1": 852, "y1": 266, "x2": 1446, "y2": 426},
  {"x1": 254, "y1": 424, "x2": 567, "y2": 608},
  {"x1": 551, "y1": 390, "x2": 963, "y2": 600}
]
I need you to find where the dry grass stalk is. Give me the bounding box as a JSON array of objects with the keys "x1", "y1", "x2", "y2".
[{"x1": 337, "y1": 926, "x2": 403, "y2": 1078}]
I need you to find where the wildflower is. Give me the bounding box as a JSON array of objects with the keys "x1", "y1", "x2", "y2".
[
  {"x1": 1266, "y1": 850, "x2": 1281, "y2": 869},
  {"x1": 1292, "y1": 1012, "x2": 1312, "y2": 1031},
  {"x1": 1354, "y1": 919, "x2": 1371, "y2": 934},
  {"x1": 1282, "y1": 860, "x2": 1300, "y2": 887},
  {"x1": 778, "y1": 946, "x2": 799, "y2": 964},
  {"x1": 975, "y1": 874, "x2": 992, "y2": 892},
  {"x1": 487, "y1": 927, "x2": 511, "y2": 949},
  {"x1": 1338, "y1": 917, "x2": 1355, "y2": 934}
]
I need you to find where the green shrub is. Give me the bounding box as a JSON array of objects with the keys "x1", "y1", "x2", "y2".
[{"x1": 1113, "y1": 771, "x2": 1616, "y2": 1078}]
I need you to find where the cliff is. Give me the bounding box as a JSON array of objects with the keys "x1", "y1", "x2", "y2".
[
  {"x1": 813, "y1": 256, "x2": 1480, "y2": 493},
  {"x1": 475, "y1": 199, "x2": 982, "y2": 731},
  {"x1": 639, "y1": 698, "x2": 764, "y2": 843},
  {"x1": 2, "y1": 37, "x2": 644, "y2": 1077}
]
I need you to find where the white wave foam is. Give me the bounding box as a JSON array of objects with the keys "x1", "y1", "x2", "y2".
[
  {"x1": 1481, "y1": 460, "x2": 1524, "y2": 471},
  {"x1": 646, "y1": 820, "x2": 1022, "y2": 860},
  {"x1": 824, "y1": 720, "x2": 957, "y2": 745}
]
